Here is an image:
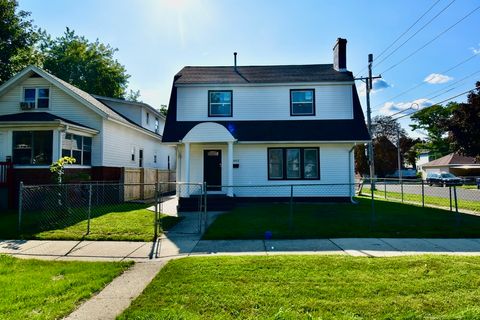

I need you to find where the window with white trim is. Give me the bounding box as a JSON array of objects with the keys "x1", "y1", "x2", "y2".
[
  {"x1": 290, "y1": 89, "x2": 315, "y2": 116},
  {"x1": 268, "y1": 147, "x2": 319, "y2": 180},
  {"x1": 23, "y1": 88, "x2": 50, "y2": 109},
  {"x1": 208, "y1": 90, "x2": 232, "y2": 117},
  {"x1": 12, "y1": 131, "x2": 53, "y2": 165},
  {"x1": 61, "y1": 133, "x2": 92, "y2": 165}
]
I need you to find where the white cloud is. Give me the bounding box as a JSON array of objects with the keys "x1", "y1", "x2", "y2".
[
  {"x1": 378, "y1": 98, "x2": 433, "y2": 116},
  {"x1": 471, "y1": 44, "x2": 480, "y2": 55},
  {"x1": 424, "y1": 73, "x2": 453, "y2": 84},
  {"x1": 358, "y1": 79, "x2": 392, "y2": 97}
]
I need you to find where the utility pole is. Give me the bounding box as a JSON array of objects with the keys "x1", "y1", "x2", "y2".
[
  {"x1": 366, "y1": 54, "x2": 375, "y2": 189},
  {"x1": 355, "y1": 55, "x2": 381, "y2": 190}
]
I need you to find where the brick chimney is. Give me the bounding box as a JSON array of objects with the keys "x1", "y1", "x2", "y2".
[{"x1": 333, "y1": 38, "x2": 347, "y2": 72}]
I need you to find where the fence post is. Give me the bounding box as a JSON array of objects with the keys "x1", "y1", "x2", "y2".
[
  {"x1": 371, "y1": 179, "x2": 375, "y2": 228},
  {"x1": 401, "y1": 179, "x2": 404, "y2": 203},
  {"x1": 289, "y1": 185, "x2": 294, "y2": 232},
  {"x1": 86, "y1": 184, "x2": 92, "y2": 235},
  {"x1": 203, "y1": 182, "x2": 208, "y2": 233},
  {"x1": 384, "y1": 179, "x2": 387, "y2": 199},
  {"x1": 449, "y1": 186, "x2": 452, "y2": 211},
  {"x1": 453, "y1": 185, "x2": 459, "y2": 226},
  {"x1": 18, "y1": 181, "x2": 24, "y2": 235},
  {"x1": 421, "y1": 179, "x2": 425, "y2": 208},
  {"x1": 154, "y1": 183, "x2": 159, "y2": 240}
]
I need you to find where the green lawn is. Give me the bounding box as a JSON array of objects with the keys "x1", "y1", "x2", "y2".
[
  {"x1": 203, "y1": 198, "x2": 480, "y2": 239},
  {"x1": 119, "y1": 255, "x2": 480, "y2": 319},
  {"x1": 361, "y1": 187, "x2": 480, "y2": 212},
  {"x1": 0, "y1": 255, "x2": 131, "y2": 320},
  {"x1": 0, "y1": 204, "x2": 181, "y2": 241}
]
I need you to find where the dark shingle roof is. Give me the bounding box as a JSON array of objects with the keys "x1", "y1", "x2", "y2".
[
  {"x1": 174, "y1": 64, "x2": 354, "y2": 84},
  {"x1": 0, "y1": 112, "x2": 95, "y2": 130}
]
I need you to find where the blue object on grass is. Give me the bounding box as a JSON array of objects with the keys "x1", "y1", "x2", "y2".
[{"x1": 264, "y1": 231, "x2": 272, "y2": 240}]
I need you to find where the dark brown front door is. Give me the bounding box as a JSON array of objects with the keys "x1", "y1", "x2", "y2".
[{"x1": 204, "y1": 150, "x2": 222, "y2": 191}]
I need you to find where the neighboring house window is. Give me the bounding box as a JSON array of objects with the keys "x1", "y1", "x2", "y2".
[
  {"x1": 131, "y1": 147, "x2": 135, "y2": 161},
  {"x1": 208, "y1": 90, "x2": 232, "y2": 117},
  {"x1": 154, "y1": 154, "x2": 157, "y2": 163},
  {"x1": 154, "y1": 118, "x2": 159, "y2": 133},
  {"x1": 290, "y1": 89, "x2": 315, "y2": 116},
  {"x1": 61, "y1": 133, "x2": 92, "y2": 165},
  {"x1": 23, "y1": 88, "x2": 50, "y2": 109},
  {"x1": 12, "y1": 131, "x2": 53, "y2": 165},
  {"x1": 268, "y1": 147, "x2": 319, "y2": 180},
  {"x1": 146, "y1": 112, "x2": 150, "y2": 124}
]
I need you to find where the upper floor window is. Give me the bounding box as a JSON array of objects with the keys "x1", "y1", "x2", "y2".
[
  {"x1": 62, "y1": 133, "x2": 92, "y2": 165},
  {"x1": 208, "y1": 90, "x2": 232, "y2": 117},
  {"x1": 154, "y1": 117, "x2": 159, "y2": 133},
  {"x1": 23, "y1": 88, "x2": 50, "y2": 109},
  {"x1": 146, "y1": 112, "x2": 150, "y2": 124},
  {"x1": 290, "y1": 89, "x2": 315, "y2": 116}
]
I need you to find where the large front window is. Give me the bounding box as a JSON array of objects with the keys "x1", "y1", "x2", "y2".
[
  {"x1": 208, "y1": 90, "x2": 232, "y2": 117},
  {"x1": 23, "y1": 88, "x2": 50, "y2": 109},
  {"x1": 62, "y1": 133, "x2": 92, "y2": 165},
  {"x1": 268, "y1": 147, "x2": 319, "y2": 180},
  {"x1": 290, "y1": 89, "x2": 315, "y2": 116},
  {"x1": 12, "y1": 131, "x2": 53, "y2": 165}
]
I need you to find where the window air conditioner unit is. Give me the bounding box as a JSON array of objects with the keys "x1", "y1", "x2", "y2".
[{"x1": 20, "y1": 102, "x2": 35, "y2": 110}]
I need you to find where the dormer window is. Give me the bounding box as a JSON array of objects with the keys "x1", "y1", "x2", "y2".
[
  {"x1": 23, "y1": 88, "x2": 50, "y2": 109},
  {"x1": 208, "y1": 90, "x2": 232, "y2": 117},
  {"x1": 290, "y1": 89, "x2": 315, "y2": 116}
]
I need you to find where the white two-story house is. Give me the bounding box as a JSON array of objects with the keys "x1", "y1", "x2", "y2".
[
  {"x1": 162, "y1": 38, "x2": 370, "y2": 207},
  {"x1": 0, "y1": 65, "x2": 176, "y2": 207}
]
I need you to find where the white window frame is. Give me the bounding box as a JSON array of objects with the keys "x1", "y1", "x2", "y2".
[
  {"x1": 61, "y1": 133, "x2": 92, "y2": 166},
  {"x1": 23, "y1": 87, "x2": 51, "y2": 109},
  {"x1": 290, "y1": 89, "x2": 315, "y2": 116}
]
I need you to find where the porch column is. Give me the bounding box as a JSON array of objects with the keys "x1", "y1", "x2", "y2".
[
  {"x1": 184, "y1": 142, "x2": 190, "y2": 196},
  {"x1": 227, "y1": 141, "x2": 234, "y2": 197}
]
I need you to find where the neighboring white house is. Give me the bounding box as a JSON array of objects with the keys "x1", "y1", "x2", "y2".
[
  {"x1": 162, "y1": 38, "x2": 370, "y2": 205},
  {"x1": 0, "y1": 65, "x2": 176, "y2": 193}
]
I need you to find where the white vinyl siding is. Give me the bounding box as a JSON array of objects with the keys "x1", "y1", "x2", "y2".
[
  {"x1": 176, "y1": 84, "x2": 353, "y2": 121},
  {"x1": 178, "y1": 143, "x2": 353, "y2": 197}
]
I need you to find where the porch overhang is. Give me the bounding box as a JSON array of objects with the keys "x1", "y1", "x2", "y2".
[{"x1": 181, "y1": 122, "x2": 236, "y2": 143}]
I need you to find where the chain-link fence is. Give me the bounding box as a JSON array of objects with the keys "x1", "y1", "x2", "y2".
[
  {"x1": 18, "y1": 181, "x2": 205, "y2": 240},
  {"x1": 358, "y1": 178, "x2": 480, "y2": 215}
]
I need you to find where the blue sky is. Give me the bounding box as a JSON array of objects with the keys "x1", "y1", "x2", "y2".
[{"x1": 19, "y1": 0, "x2": 480, "y2": 137}]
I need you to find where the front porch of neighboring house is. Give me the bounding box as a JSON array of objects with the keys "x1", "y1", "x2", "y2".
[
  {"x1": 177, "y1": 122, "x2": 236, "y2": 199},
  {"x1": 0, "y1": 116, "x2": 98, "y2": 207}
]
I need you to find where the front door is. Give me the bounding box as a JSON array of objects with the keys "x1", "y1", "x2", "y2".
[{"x1": 204, "y1": 150, "x2": 222, "y2": 191}]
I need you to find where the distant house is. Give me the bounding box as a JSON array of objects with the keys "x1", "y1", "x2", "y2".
[
  {"x1": 0, "y1": 65, "x2": 175, "y2": 207},
  {"x1": 419, "y1": 153, "x2": 480, "y2": 179},
  {"x1": 162, "y1": 38, "x2": 370, "y2": 207}
]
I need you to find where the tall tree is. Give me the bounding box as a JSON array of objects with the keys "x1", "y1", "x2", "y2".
[
  {"x1": 372, "y1": 115, "x2": 406, "y2": 142},
  {"x1": 444, "y1": 102, "x2": 480, "y2": 158},
  {"x1": 410, "y1": 104, "x2": 453, "y2": 158},
  {"x1": 0, "y1": 0, "x2": 41, "y2": 84},
  {"x1": 354, "y1": 144, "x2": 369, "y2": 176},
  {"x1": 40, "y1": 28, "x2": 130, "y2": 98},
  {"x1": 373, "y1": 136, "x2": 398, "y2": 177}
]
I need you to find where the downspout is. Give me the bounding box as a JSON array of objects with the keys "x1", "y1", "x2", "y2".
[{"x1": 349, "y1": 144, "x2": 358, "y2": 204}]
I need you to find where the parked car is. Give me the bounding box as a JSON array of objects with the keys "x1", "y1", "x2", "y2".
[{"x1": 425, "y1": 172, "x2": 463, "y2": 187}]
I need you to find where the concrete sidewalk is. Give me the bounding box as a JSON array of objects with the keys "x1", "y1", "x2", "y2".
[{"x1": 3, "y1": 238, "x2": 480, "y2": 260}]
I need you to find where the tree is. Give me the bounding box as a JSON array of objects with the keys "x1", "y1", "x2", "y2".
[
  {"x1": 445, "y1": 103, "x2": 480, "y2": 158},
  {"x1": 372, "y1": 115, "x2": 406, "y2": 142},
  {"x1": 400, "y1": 136, "x2": 422, "y2": 168},
  {"x1": 40, "y1": 28, "x2": 130, "y2": 98},
  {"x1": 410, "y1": 104, "x2": 453, "y2": 158},
  {"x1": 126, "y1": 89, "x2": 141, "y2": 102},
  {"x1": 354, "y1": 144, "x2": 369, "y2": 176},
  {"x1": 0, "y1": 0, "x2": 41, "y2": 84},
  {"x1": 373, "y1": 136, "x2": 397, "y2": 177},
  {"x1": 159, "y1": 104, "x2": 168, "y2": 117}
]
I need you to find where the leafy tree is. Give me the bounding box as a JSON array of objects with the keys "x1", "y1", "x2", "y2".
[
  {"x1": 354, "y1": 144, "x2": 369, "y2": 176},
  {"x1": 373, "y1": 136, "x2": 397, "y2": 177},
  {"x1": 126, "y1": 89, "x2": 141, "y2": 102},
  {"x1": 40, "y1": 28, "x2": 130, "y2": 98},
  {"x1": 400, "y1": 136, "x2": 422, "y2": 168},
  {"x1": 0, "y1": 0, "x2": 41, "y2": 84},
  {"x1": 445, "y1": 102, "x2": 480, "y2": 158},
  {"x1": 372, "y1": 115, "x2": 406, "y2": 142},
  {"x1": 159, "y1": 104, "x2": 168, "y2": 117},
  {"x1": 410, "y1": 104, "x2": 453, "y2": 158}
]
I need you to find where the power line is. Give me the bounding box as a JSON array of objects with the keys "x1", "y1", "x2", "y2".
[
  {"x1": 379, "y1": 4, "x2": 480, "y2": 75},
  {"x1": 375, "y1": 0, "x2": 454, "y2": 68},
  {"x1": 392, "y1": 86, "x2": 479, "y2": 121},
  {"x1": 354, "y1": 0, "x2": 443, "y2": 78},
  {"x1": 372, "y1": 58, "x2": 480, "y2": 114}
]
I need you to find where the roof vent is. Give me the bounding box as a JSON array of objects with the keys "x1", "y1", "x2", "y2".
[{"x1": 234, "y1": 52, "x2": 238, "y2": 72}]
